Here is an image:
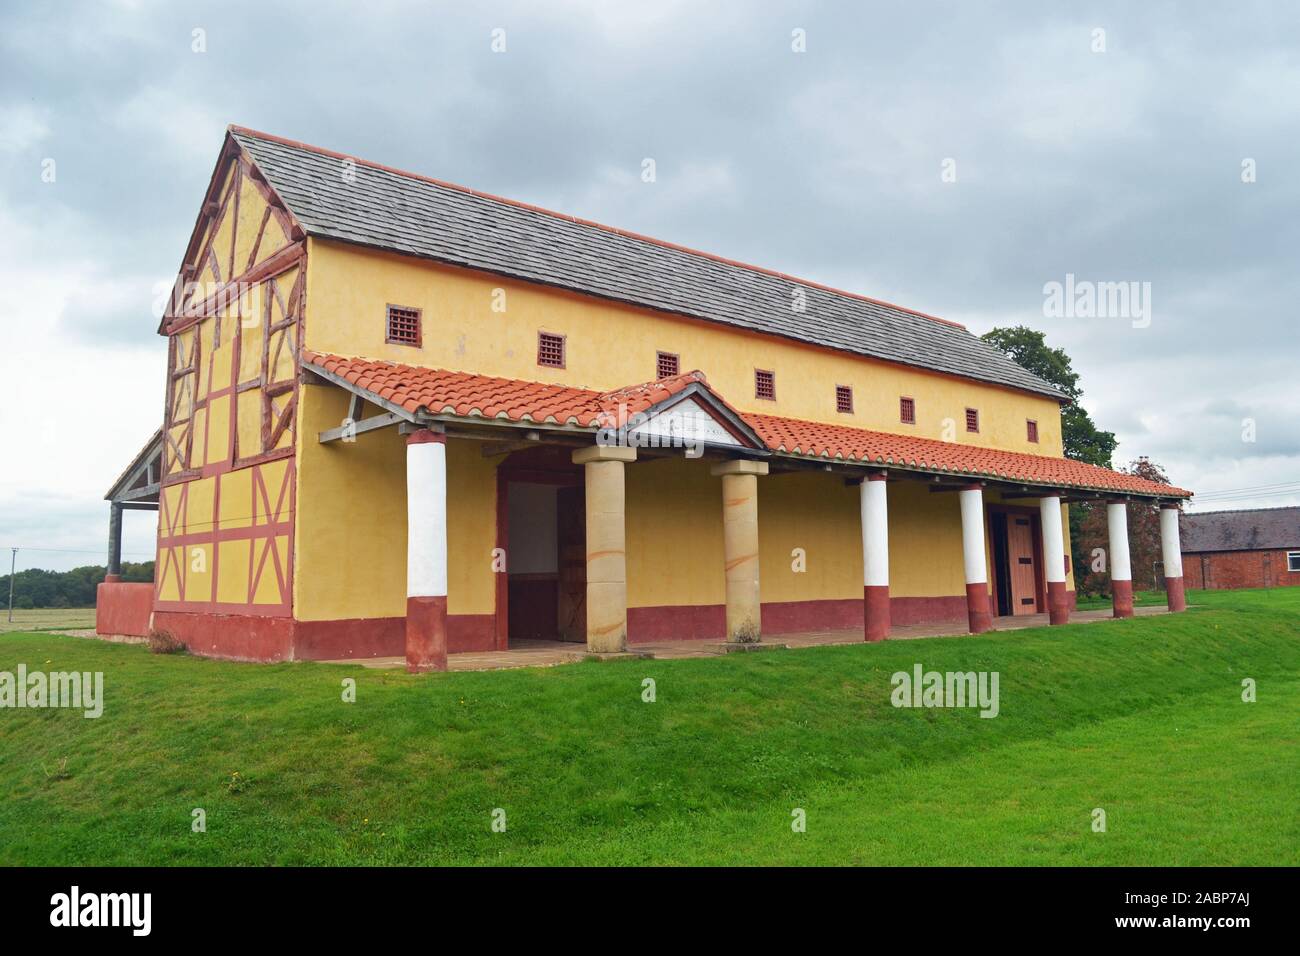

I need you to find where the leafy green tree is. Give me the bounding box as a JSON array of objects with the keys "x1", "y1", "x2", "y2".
[
  {"x1": 980, "y1": 327, "x2": 1117, "y2": 467},
  {"x1": 0, "y1": 561, "x2": 154, "y2": 609}
]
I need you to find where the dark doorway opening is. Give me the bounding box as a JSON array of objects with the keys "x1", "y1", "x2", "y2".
[
  {"x1": 988, "y1": 506, "x2": 1046, "y2": 618},
  {"x1": 495, "y1": 446, "x2": 585, "y2": 648}
]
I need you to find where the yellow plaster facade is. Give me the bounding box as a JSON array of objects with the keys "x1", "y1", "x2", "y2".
[
  {"x1": 289, "y1": 237, "x2": 1075, "y2": 628},
  {"x1": 302, "y1": 238, "x2": 1064, "y2": 455}
]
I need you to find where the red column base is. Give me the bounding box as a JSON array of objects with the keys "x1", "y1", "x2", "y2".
[
  {"x1": 1165, "y1": 576, "x2": 1187, "y2": 612},
  {"x1": 1046, "y1": 580, "x2": 1070, "y2": 625},
  {"x1": 103, "y1": 573, "x2": 122, "y2": 584},
  {"x1": 406, "y1": 595, "x2": 448, "y2": 672},
  {"x1": 1112, "y1": 579, "x2": 1134, "y2": 618},
  {"x1": 965, "y1": 583, "x2": 993, "y2": 634},
  {"x1": 864, "y1": 585, "x2": 890, "y2": 642}
]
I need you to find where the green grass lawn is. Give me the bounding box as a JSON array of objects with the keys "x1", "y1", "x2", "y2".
[
  {"x1": 1, "y1": 588, "x2": 1296, "y2": 865},
  {"x1": 0, "y1": 607, "x2": 95, "y2": 634}
]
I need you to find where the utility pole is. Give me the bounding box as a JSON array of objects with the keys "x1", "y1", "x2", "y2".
[{"x1": 7, "y1": 548, "x2": 15, "y2": 623}]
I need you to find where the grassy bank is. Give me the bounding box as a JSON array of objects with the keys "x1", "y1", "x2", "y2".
[{"x1": 1, "y1": 588, "x2": 1295, "y2": 865}]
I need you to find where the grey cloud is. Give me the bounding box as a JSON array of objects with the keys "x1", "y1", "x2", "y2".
[{"x1": 4, "y1": 0, "x2": 1300, "y2": 567}]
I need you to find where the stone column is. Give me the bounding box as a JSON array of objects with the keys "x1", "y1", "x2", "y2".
[
  {"x1": 406, "y1": 427, "x2": 448, "y2": 673},
  {"x1": 1107, "y1": 501, "x2": 1134, "y2": 618},
  {"x1": 1038, "y1": 494, "x2": 1070, "y2": 625},
  {"x1": 1160, "y1": 503, "x2": 1187, "y2": 612},
  {"x1": 959, "y1": 484, "x2": 993, "y2": 634},
  {"x1": 573, "y1": 445, "x2": 638, "y2": 653},
  {"x1": 860, "y1": 473, "x2": 890, "y2": 642},
  {"x1": 710, "y1": 459, "x2": 769, "y2": 643},
  {"x1": 106, "y1": 501, "x2": 124, "y2": 583}
]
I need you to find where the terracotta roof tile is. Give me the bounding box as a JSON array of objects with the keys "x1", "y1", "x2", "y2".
[
  {"x1": 302, "y1": 351, "x2": 1191, "y2": 499},
  {"x1": 743, "y1": 413, "x2": 1191, "y2": 497}
]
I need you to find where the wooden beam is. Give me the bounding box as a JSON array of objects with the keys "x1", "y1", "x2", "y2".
[
  {"x1": 116, "y1": 482, "x2": 161, "y2": 503},
  {"x1": 318, "y1": 412, "x2": 402, "y2": 443},
  {"x1": 481, "y1": 431, "x2": 542, "y2": 457}
]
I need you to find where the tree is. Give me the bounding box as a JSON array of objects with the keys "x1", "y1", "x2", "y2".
[
  {"x1": 0, "y1": 561, "x2": 154, "y2": 610},
  {"x1": 980, "y1": 327, "x2": 1118, "y2": 467},
  {"x1": 981, "y1": 327, "x2": 1120, "y2": 593}
]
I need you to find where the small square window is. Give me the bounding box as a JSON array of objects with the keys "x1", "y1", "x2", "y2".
[
  {"x1": 1027, "y1": 419, "x2": 1039, "y2": 443},
  {"x1": 755, "y1": 369, "x2": 775, "y2": 401},
  {"x1": 835, "y1": 385, "x2": 853, "y2": 414},
  {"x1": 1288, "y1": 551, "x2": 1300, "y2": 572},
  {"x1": 656, "y1": 351, "x2": 680, "y2": 379},
  {"x1": 537, "y1": 331, "x2": 565, "y2": 368},
  {"x1": 965, "y1": 408, "x2": 980, "y2": 433},
  {"x1": 386, "y1": 304, "x2": 421, "y2": 347},
  {"x1": 900, "y1": 396, "x2": 916, "y2": 424}
]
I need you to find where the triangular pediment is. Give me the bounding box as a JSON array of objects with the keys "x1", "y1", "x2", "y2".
[
  {"x1": 158, "y1": 129, "x2": 303, "y2": 333},
  {"x1": 625, "y1": 381, "x2": 766, "y2": 451}
]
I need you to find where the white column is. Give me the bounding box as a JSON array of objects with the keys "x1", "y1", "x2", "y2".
[
  {"x1": 1107, "y1": 501, "x2": 1134, "y2": 618},
  {"x1": 1159, "y1": 507, "x2": 1183, "y2": 579},
  {"x1": 1039, "y1": 495, "x2": 1069, "y2": 624},
  {"x1": 860, "y1": 474, "x2": 890, "y2": 641},
  {"x1": 959, "y1": 487, "x2": 988, "y2": 586},
  {"x1": 959, "y1": 485, "x2": 992, "y2": 633},
  {"x1": 1039, "y1": 496, "x2": 1066, "y2": 584},
  {"x1": 406, "y1": 435, "x2": 447, "y2": 599},
  {"x1": 1160, "y1": 504, "x2": 1187, "y2": 612},
  {"x1": 861, "y1": 478, "x2": 889, "y2": 588},
  {"x1": 1107, "y1": 502, "x2": 1132, "y2": 582}
]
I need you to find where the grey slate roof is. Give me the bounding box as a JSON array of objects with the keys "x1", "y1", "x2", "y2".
[
  {"x1": 232, "y1": 128, "x2": 1067, "y2": 400},
  {"x1": 1180, "y1": 507, "x2": 1300, "y2": 553}
]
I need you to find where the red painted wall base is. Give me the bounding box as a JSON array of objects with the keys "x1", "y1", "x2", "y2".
[
  {"x1": 149, "y1": 610, "x2": 494, "y2": 663},
  {"x1": 1111, "y1": 579, "x2": 1134, "y2": 618},
  {"x1": 136, "y1": 585, "x2": 1079, "y2": 664},
  {"x1": 95, "y1": 582, "x2": 154, "y2": 638}
]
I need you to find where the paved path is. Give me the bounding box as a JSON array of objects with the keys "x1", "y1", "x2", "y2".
[{"x1": 317, "y1": 605, "x2": 1173, "y2": 672}]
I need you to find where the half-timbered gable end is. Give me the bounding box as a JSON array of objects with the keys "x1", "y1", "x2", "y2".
[{"x1": 152, "y1": 134, "x2": 304, "y2": 632}]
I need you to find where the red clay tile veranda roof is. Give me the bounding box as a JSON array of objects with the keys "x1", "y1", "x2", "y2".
[
  {"x1": 305, "y1": 351, "x2": 719, "y2": 426},
  {"x1": 303, "y1": 352, "x2": 1191, "y2": 499}
]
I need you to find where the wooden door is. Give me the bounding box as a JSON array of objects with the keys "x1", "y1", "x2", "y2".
[
  {"x1": 1007, "y1": 516, "x2": 1038, "y2": 615},
  {"x1": 556, "y1": 486, "x2": 586, "y2": 642}
]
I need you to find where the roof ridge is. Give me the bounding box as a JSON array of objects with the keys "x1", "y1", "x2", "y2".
[
  {"x1": 229, "y1": 124, "x2": 969, "y2": 332},
  {"x1": 1183, "y1": 505, "x2": 1300, "y2": 516}
]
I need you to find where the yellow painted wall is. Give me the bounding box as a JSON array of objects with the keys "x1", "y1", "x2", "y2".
[
  {"x1": 303, "y1": 238, "x2": 1064, "y2": 455},
  {"x1": 625, "y1": 457, "x2": 726, "y2": 608},
  {"x1": 292, "y1": 384, "x2": 498, "y2": 621},
  {"x1": 622, "y1": 461, "x2": 1073, "y2": 609}
]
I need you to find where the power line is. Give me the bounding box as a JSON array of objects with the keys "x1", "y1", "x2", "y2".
[
  {"x1": 1193, "y1": 480, "x2": 1300, "y2": 499},
  {"x1": 0, "y1": 546, "x2": 156, "y2": 558},
  {"x1": 1191, "y1": 486, "x2": 1300, "y2": 501}
]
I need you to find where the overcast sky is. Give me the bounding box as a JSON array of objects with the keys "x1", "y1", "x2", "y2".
[{"x1": 3, "y1": 0, "x2": 1298, "y2": 573}]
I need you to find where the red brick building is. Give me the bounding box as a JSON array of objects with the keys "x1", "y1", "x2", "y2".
[{"x1": 1181, "y1": 507, "x2": 1300, "y2": 590}]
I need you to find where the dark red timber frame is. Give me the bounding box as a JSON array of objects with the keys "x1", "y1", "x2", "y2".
[
  {"x1": 155, "y1": 131, "x2": 308, "y2": 619},
  {"x1": 985, "y1": 502, "x2": 1047, "y2": 616},
  {"x1": 493, "y1": 448, "x2": 583, "y2": 650}
]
